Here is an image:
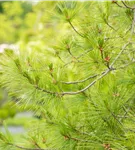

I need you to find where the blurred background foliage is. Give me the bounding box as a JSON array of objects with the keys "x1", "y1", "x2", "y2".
[
  {"x1": 0, "y1": 1, "x2": 63, "y2": 119},
  {"x1": 0, "y1": 1, "x2": 57, "y2": 134}
]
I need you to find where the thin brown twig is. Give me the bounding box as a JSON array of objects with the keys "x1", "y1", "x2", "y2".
[
  {"x1": 35, "y1": 85, "x2": 56, "y2": 95},
  {"x1": 7, "y1": 143, "x2": 57, "y2": 150},
  {"x1": 105, "y1": 21, "x2": 117, "y2": 31},
  {"x1": 130, "y1": 9, "x2": 135, "y2": 39},
  {"x1": 115, "y1": 2, "x2": 126, "y2": 8},
  {"x1": 62, "y1": 48, "x2": 93, "y2": 68},
  {"x1": 121, "y1": 1, "x2": 135, "y2": 9},
  {"x1": 68, "y1": 20, "x2": 85, "y2": 38}
]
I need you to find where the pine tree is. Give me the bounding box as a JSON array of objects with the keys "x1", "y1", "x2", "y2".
[{"x1": 0, "y1": 1, "x2": 135, "y2": 150}]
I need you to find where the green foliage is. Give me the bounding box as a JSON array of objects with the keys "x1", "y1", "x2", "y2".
[
  {"x1": 0, "y1": 88, "x2": 17, "y2": 121},
  {"x1": 0, "y1": 1, "x2": 32, "y2": 43},
  {"x1": 0, "y1": 1, "x2": 135, "y2": 150}
]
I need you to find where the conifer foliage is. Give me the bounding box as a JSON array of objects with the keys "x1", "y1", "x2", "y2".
[{"x1": 0, "y1": 1, "x2": 135, "y2": 150}]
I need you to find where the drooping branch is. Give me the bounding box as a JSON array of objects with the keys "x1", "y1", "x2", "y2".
[{"x1": 117, "y1": 60, "x2": 135, "y2": 70}]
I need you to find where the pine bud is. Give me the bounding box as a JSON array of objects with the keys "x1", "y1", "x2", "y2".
[
  {"x1": 104, "y1": 56, "x2": 110, "y2": 62},
  {"x1": 64, "y1": 136, "x2": 69, "y2": 140},
  {"x1": 112, "y1": 0, "x2": 117, "y2": 3},
  {"x1": 66, "y1": 16, "x2": 70, "y2": 21}
]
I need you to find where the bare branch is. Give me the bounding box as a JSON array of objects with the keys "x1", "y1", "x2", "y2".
[
  {"x1": 61, "y1": 68, "x2": 111, "y2": 95},
  {"x1": 117, "y1": 60, "x2": 135, "y2": 69},
  {"x1": 35, "y1": 68, "x2": 111, "y2": 96},
  {"x1": 61, "y1": 74, "x2": 99, "y2": 84},
  {"x1": 110, "y1": 42, "x2": 130, "y2": 68},
  {"x1": 130, "y1": 10, "x2": 135, "y2": 38}
]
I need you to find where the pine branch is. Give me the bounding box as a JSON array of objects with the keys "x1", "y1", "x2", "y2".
[
  {"x1": 36, "y1": 38, "x2": 134, "y2": 96},
  {"x1": 36, "y1": 68, "x2": 111, "y2": 96},
  {"x1": 36, "y1": 37, "x2": 134, "y2": 96},
  {"x1": 61, "y1": 68, "x2": 111, "y2": 95},
  {"x1": 1, "y1": 2, "x2": 135, "y2": 150}
]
